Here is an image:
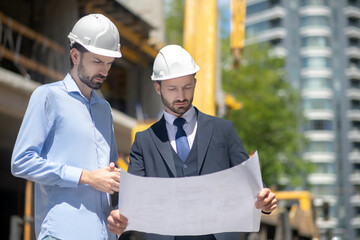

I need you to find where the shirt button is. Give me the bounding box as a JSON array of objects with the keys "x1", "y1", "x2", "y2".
[{"x1": 183, "y1": 164, "x2": 187, "y2": 169}]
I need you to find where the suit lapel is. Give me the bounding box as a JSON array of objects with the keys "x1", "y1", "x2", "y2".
[
  {"x1": 195, "y1": 109, "x2": 214, "y2": 174},
  {"x1": 149, "y1": 116, "x2": 177, "y2": 177}
]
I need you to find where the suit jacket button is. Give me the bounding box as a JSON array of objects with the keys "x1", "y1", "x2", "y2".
[{"x1": 183, "y1": 164, "x2": 187, "y2": 168}]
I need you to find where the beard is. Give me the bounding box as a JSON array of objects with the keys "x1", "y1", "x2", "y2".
[
  {"x1": 160, "y1": 94, "x2": 193, "y2": 116},
  {"x1": 77, "y1": 57, "x2": 105, "y2": 90}
]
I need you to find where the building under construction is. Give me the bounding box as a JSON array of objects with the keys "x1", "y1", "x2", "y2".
[{"x1": 1, "y1": 0, "x2": 165, "y2": 238}]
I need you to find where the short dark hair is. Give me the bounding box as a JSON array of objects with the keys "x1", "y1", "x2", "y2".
[{"x1": 69, "y1": 42, "x2": 89, "y2": 68}]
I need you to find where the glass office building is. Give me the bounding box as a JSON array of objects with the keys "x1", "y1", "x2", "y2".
[{"x1": 245, "y1": 0, "x2": 360, "y2": 239}]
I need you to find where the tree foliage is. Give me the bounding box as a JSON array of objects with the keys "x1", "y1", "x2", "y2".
[
  {"x1": 165, "y1": 0, "x2": 185, "y2": 45},
  {"x1": 222, "y1": 42, "x2": 312, "y2": 188}
]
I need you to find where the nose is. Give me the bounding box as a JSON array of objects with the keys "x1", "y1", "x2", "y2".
[
  {"x1": 177, "y1": 89, "x2": 186, "y2": 101},
  {"x1": 99, "y1": 64, "x2": 111, "y2": 77},
  {"x1": 99, "y1": 68, "x2": 109, "y2": 77}
]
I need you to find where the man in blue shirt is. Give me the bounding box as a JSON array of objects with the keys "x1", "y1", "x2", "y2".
[{"x1": 11, "y1": 14, "x2": 128, "y2": 240}]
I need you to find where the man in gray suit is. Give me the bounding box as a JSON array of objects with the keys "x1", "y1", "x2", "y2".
[{"x1": 108, "y1": 45, "x2": 277, "y2": 240}]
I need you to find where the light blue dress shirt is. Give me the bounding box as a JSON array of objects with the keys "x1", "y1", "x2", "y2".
[
  {"x1": 11, "y1": 74, "x2": 118, "y2": 240},
  {"x1": 164, "y1": 106, "x2": 197, "y2": 152}
]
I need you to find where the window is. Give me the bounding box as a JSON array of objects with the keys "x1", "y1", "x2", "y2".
[
  {"x1": 351, "y1": 100, "x2": 360, "y2": 110},
  {"x1": 300, "y1": 0, "x2": 329, "y2": 6},
  {"x1": 348, "y1": 0, "x2": 358, "y2": 6},
  {"x1": 353, "y1": 142, "x2": 360, "y2": 152},
  {"x1": 353, "y1": 185, "x2": 360, "y2": 195},
  {"x1": 353, "y1": 163, "x2": 360, "y2": 174},
  {"x1": 246, "y1": 19, "x2": 282, "y2": 37},
  {"x1": 306, "y1": 141, "x2": 334, "y2": 152},
  {"x1": 303, "y1": 78, "x2": 331, "y2": 89},
  {"x1": 270, "y1": 38, "x2": 283, "y2": 47},
  {"x1": 351, "y1": 79, "x2": 360, "y2": 89},
  {"x1": 302, "y1": 57, "x2": 330, "y2": 69},
  {"x1": 349, "y1": 37, "x2": 360, "y2": 47},
  {"x1": 314, "y1": 162, "x2": 335, "y2": 174},
  {"x1": 304, "y1": 119, "x2": 333, "y2": 131},
  {"x1": 310, "y1": 184, "x2": 335, "y2": 196},
  {"x1": 315, "y1": 203, "x2": 335, "y2": 219},
  {"x1": 348, "y1": 17, "x2": 360, "y2": 28},
  {"x1": 352, "y1": 121, "x2": 360, "y2": 131},
  {"x1": 301, "y1": 36, "x2": 330, "y2": 48},
  {"x1": 247, "y1": 1, "x2": 281, "y2": 15},
  {"x1": 247, "y1": 2, "x2": 269, "y2": 15},
  {"x1": 301, "y1": 16, "x2": 329, "y2": 27},
  {"x1": 246, "y1": 22, "x2": 268, "y2": 37},
  {"x1": 349, "y1": 58, "x2": 360, "y2": 69},
  {"x1": 269, "y1": 0, "x2": 281, "y2": 7},
  {"x1": 303, "y1": 98, "x2": 332, "y2": 110},
  {"x1": 269, "y1": 18, "x2": 282, "y2": 28}
]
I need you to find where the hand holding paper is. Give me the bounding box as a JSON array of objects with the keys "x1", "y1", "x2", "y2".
[{"x1": 112, "y1": 152, "x2": 271, "y2": 236}]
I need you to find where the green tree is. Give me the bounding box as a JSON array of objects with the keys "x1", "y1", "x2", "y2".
[
  {"x1": 165, "y1": 0, "x2": 185, "y2": 45},
  {"x1": 222, "y1": 42, "x2": 312, "y2": 188}
]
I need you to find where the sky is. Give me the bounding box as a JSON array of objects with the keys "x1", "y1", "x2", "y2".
[{"x1": 217, "y1": 0, "x2": 232, "y2": 37}]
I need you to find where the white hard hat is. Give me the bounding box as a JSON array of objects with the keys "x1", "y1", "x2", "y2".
[
  {"x1": 68, "y1": 14, "x2": 121, "y2": 58},
  {"x1": 151, "y1": 45, "x2": 199, "y2": 81}
]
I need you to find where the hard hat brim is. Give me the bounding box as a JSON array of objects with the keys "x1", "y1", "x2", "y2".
[
  {"x1": 68, "y1": 35, "x2": 122, "y2": 58},
  {"x1": 151, "y1": 66, "x2": 200, "y2": 81},
  {"x1": 83, "y1": 44, "x2": 122, "y2": 58}
]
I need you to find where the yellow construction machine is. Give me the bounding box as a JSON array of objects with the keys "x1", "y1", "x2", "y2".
[{"x1": 258, "y1": 191, "x2": 319, "y2": 239}]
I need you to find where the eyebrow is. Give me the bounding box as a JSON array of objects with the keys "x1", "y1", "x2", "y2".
[
  {"x1": 94, "y1": 58, "x2": 114, "y2": 65},
  {"x1": 166, "y1": 84, "x2": 193, "y2": 88}
]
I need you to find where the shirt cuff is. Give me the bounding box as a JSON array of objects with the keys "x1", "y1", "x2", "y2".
[{"x1": 61, "y1": 165, "x2": 83, "y2": 188}]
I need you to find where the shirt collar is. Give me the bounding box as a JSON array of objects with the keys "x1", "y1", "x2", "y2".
[
  {"x1": 164, "y1": 106, "x2": 196, "y2": 125},
  {"x1": 63, "y1": 73, "x2": 98, "y2": 104}
]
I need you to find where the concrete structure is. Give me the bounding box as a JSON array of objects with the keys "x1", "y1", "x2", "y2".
[
  {"x1": 116, "y1": 0, "x2": 165, "y2": 45},
  {"x1": 245, "y1": 0, "x2": 360, "y2": 239},
  {"x1": 0, "y1": 0, "x2": 164, "y2": 238}
]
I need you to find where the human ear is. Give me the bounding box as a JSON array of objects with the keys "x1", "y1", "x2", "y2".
[
  {"x1": 70, "y1": 48, "x2": 81, "y2": 66},
  {"x1": 154, "y1": 82, "x2": 161, "y2": 95}
]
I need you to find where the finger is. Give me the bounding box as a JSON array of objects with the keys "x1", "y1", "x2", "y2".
[
  {"x1": 262, "y1": 198, "x2": 277, "y2": 212},
  {"x1": 108, "y1": 224, "x2": 122, "y2": 235},
  {"x1": 255, "y1": 194, "x2": 273, "y2": 209},
  {"x1": 113, "y1": 185, "x2": 119, "y2": 193},
  {"x1": 263, "y1": 203, "x2": 277, "y2": 213},
  {"x1": 266, "y1": 198, "x2": 277, "y2": 210},
  {"x1": 108, "y1": 214, "x2": 127, "y2": 235},
  {"x1": 108, "y1": 188, "x2": 114, "y2": 194},
  {"x1": 113, "y1": 180, "x2": 120, "y2": 188},
  {"x1": 107, "y1": 215, "x2": 116, "y2": 225},
  {"x1": 109, "y1": 162, "x2": 115, "y2": 169},
  {"x1": 257, "y1": 188, "x2": 270, "y2": 200},
  {"x1": 111, "y1": 173, "x2": 121, "y2": 183},
  {"x1": 119, "y1": 213, "x2": 128, "y2": 223}
]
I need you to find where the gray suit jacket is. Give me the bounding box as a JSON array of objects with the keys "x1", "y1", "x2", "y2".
[{"x1": 128, "y1": 108, "x2": 249, "y2": 240}]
